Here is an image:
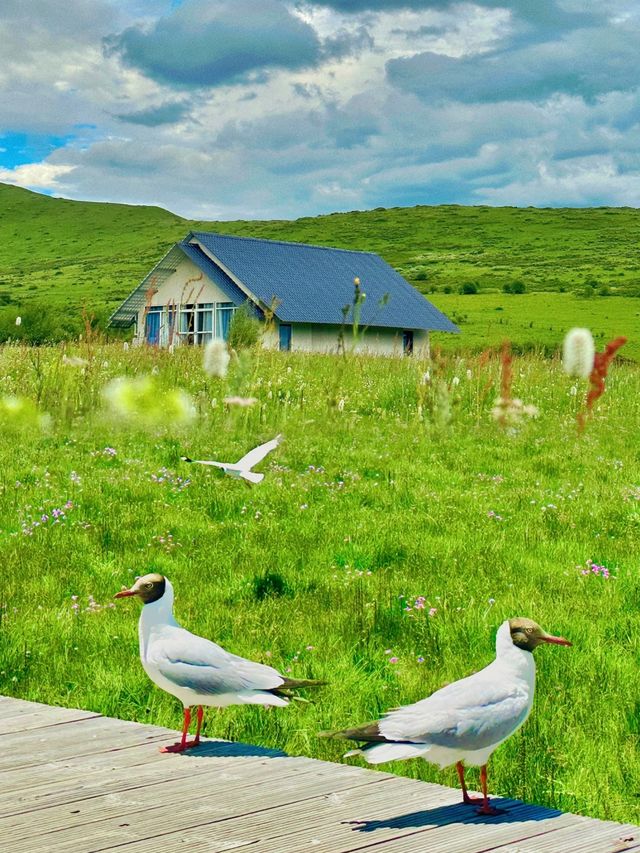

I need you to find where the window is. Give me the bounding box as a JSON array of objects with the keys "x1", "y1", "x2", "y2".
[
  {"x1": 279, "y1": 324, "x2": 292, "y2": 352},
  {"x1": 402, "y1": 330, "x2": 414, "y2": 355},
  {"x1": 197, "y1": 303, "x2": 213, "y2": 345},
  {"x1": 145, "y1": 306, "x2": 162, "y2": 345},
  {"x1": 216, "y1": 303, "x2": 236, "y2": 341},
  {"x1": 179, "y1": 304, "x2": 195, "y2": 345}
]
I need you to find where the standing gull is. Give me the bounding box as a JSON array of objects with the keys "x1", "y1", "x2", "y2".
[
  {"x1": 181, "y1": 434, "x2": 282, "y2": 484},
  {"x1": 321, "y1": 618, "x2": 571, "y2": 815},
  {"x1": 115, "y1": 573, "x2": 322, "y2": 752}
]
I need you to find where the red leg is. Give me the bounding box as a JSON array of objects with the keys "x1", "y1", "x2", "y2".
[
  {"x1": 194, "y1": 706, "x2": 204, "y2": 745},
  {"x1": 475, "y1": 765, "x2": 505, "y2": 816},
  {"x1": 457, "y1": 761, "x2": 483, "y2": 805},
  {"x1": 160, "y1": 707, "x2": 200, "y2": 753}
]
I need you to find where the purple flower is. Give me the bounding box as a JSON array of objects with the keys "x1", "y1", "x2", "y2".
[
  {"x1": 389, "y1": 657, "x2": 399, "y2": 664},
  {"x1": 417, "y1": 656, "x2": 425, "y2": 664}
]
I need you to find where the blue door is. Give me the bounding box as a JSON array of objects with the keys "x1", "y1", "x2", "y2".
[
  {"x1": 279, "y1": 324, "x2": 292, "y2": 351},
  {"x1": 145, "y1": 309, "x2": 161, "y2": 345}
]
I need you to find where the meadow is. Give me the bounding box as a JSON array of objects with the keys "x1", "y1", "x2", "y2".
[
  {"x1": 1, "y1": 182, "x2": 640, "y2": 325},
  {"x1": 0, "y1": 340, "x2": 639, "y2": 826}
]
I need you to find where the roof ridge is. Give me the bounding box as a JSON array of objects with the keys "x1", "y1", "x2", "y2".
[{"x1": 189, "y1": 231, "x2": 377, "y2": 257}]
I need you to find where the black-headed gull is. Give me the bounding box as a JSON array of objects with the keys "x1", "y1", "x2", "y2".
[
  {"x1": 181, "y1": 434, "x2": 282, "y2": 484},
  {"x1": 115, "y1": 573, "x2": 322, "y2": 752},
  {"x1": 321, "y1": 617, "x2": 571, "y2": 815}
]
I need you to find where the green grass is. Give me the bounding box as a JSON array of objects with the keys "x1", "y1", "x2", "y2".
[
  {"x1": 1, "y1": 183, "x2": 640, "y2": 321},
  {"x1": 430, "y1": 292, "x2": 640, "y2": 361},
  {"x1": 0, "y1": 342, "x2": 638, "y2": 824}
]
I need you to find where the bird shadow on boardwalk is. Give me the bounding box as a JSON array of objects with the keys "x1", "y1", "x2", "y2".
[
  {"x1": 175, "y1": 740, "x2": 286, "y2": 759},
  {"x1": 345, "y1": 800, "x2": 563, "y2": 832}
]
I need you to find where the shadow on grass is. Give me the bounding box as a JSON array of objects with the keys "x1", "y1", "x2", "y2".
[{"x1": 345, "y1": 799, "x2": 563, "y2": 831}]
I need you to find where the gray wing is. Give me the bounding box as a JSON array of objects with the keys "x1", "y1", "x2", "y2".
[
  {"x1": 150, "y1": 629, "x2": 284, "y2": 695},
  {"x1": 236, "y1": 435, "x2": 282, "y2": 470},
  {"x1": 379, "y1": 669, "x2": 531, "y2": 750}
]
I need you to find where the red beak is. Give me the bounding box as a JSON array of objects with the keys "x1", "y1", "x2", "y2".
[
  {"x1": 114, "y1": 588, "x2": 137, "y2": 599},
  {"x1": 541, "y1": 634, "x2": 572, "y2": 646}
]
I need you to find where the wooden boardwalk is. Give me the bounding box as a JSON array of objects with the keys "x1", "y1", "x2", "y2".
[{"x1": 1, "y1": 695, "x2": 638, "y2": 853}]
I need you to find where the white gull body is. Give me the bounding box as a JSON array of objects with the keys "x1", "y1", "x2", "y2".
[
  {"x1": 181, "y1": 435, "x2": 282, "y2": 484},
  {"x1": 351, "y1": 620, "x2": 536, "y2": 767},
  {"x1": 139, "y1": 578, "x2": 291, "y2": 708}
]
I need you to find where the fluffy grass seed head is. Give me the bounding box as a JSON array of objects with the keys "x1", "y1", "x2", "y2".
[
  {"x1": 15, "y1": 316, "x2": 21, "y2": 327},
  {"x1": 103, "y1": 375, "x2": 196, "y2": 426},
  {"x1": 203, "y1": 338, "x2": 230, "y2": 378},
  {"x1": 562, "y1": 328, "x2": 595, "y2": 378}
]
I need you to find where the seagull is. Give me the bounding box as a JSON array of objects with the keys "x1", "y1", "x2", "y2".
[
  {"x1": 320, "y1": 617, "x2": 571, "y2": 815},
  {"x1": 115, "y1": 573, "x2": 322, "y2": 753},
  {"x1": 181, "y1": 434, "x2": 282, "y2": 484}
]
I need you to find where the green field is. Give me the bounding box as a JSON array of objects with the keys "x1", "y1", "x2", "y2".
[
  {"x1": 430, "y1": 292, "x2": 640, "y2": 361},
  {"x1": 2, "y1": 183, "x2": 640, "y2": 321},
  {"x1": 1, "y1": 342, "x2": 638, "y2": 824}
]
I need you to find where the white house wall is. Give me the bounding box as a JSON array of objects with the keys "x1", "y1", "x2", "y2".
[
  {"x1": 262, "y1": 324, "x2": 429, "y2": 356},
  {"x1": 134, "y1": 257, "x2": 234, "y2": 342}
]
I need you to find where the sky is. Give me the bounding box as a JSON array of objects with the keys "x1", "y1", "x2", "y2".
[{"x1": 1, "y1": 0, "x2": 639, "y2": 220}]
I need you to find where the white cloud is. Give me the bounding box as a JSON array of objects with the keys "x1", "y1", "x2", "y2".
[{"x1": 0, "y1": 162, "x2": 76, "y2": 189}]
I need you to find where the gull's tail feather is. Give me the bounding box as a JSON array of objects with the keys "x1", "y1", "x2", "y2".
[
  {"x1": 271, "y1": 677, "x2": 326, "y2": 700},
  {"x1": 319, "y1": 721, "x2": 386, "y2": 743},
  {"x1": 349, "y1": 742, "x2": 430, "y2": 764},
  {"x1": 240, "y1": 470, "x2": 264, "y2": 484}
]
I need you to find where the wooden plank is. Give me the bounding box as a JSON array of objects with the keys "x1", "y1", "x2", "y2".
[
  {"x1": 5, "y1": 765, "x2": 390, "y2": 852},
  {"x1": 0, "y1": 707, "x2": 102, "y2": 735},
  {"x1": 0, "y1": 696, "x2": 637, "y2": 853}
]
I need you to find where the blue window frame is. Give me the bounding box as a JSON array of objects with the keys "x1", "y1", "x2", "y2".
[
  {"x1": 216, "y1": 303, "x2": 236, "y2": 341},
  {"x1": 145, "y1": 307, "x2": 162, "y2": 345},
  {"x1": 279, "y1": 324, "x2": 292, "y2": 352}
]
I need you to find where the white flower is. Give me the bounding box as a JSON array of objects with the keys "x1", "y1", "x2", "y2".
[
  {"x1": 122, "y1": 341, "x2": 129, "y2": 352},
  {"x1": 466, "y1": 369, "x2": 473, "y2": 380},
  {"x1": 15, "y1": 316, "x2": 21, "y2": 327},
  {"x1": 203, "y1": 338, "x2": 230, "y2": 378},
  {"x1": 451, "y1": 376, "x2": 460, "y2": 387},
  {"x1": 62, "y1": 355, "x2": 89, "y2": 368},
  {"x1": 562, "y1": 328, "x2": 595, "y2": 379},
  {"x1": 223, "y1": 396, "x2": 258, "y2": 407}
]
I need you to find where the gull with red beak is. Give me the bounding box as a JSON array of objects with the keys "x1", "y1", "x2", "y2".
[
  {"x1": 321, "y1": 617, "x2": 571, "y2": 816},
  {"x1": 115, "y1": 573, "x2": 323, "y2": 753}
]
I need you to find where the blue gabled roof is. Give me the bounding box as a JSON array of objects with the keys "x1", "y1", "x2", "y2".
[
  {"x1": 178, "y1": 241, "x2": 251, "y2": 309},
  {"x1": 188, "y1": 231, "x2": 458, "y2": 333}
]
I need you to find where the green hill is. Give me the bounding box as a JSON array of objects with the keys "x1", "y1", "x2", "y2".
[{"x1": 2, "y1": 183, "x2": 640, "y2": 320}]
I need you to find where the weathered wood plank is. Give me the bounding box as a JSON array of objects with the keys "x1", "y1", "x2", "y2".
[{"x1": 0, "y1": 696, "x2": 637, "y2": 853}]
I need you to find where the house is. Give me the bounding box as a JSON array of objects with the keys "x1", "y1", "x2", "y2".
[{"x1": 108, "y1": 231, "x2": 458, "y2": 355}]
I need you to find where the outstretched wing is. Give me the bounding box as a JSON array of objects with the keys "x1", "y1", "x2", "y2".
[
  {"x1": 236, "y1": 435, "x2": 282, "y2": 470},
  {"x1": 379, "y1": 669, "x2": 531, "y2": 750},
  {"x1": 181, "y1": 456, "x2": 226, "y2": 469},
  {"x1": 150, "y1": 628, "x2": 285, "y2": 696}
]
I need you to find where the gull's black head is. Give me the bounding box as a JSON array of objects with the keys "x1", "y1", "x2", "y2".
[
  {"x1": 114, "y1": 573, "x2": 166, "y2": 604},
  {"x1": 509, "y1": 617, "x2": 572, "y2": 653}
]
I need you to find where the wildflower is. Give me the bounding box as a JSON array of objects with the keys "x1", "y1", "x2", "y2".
[
  {"x1": 491, "y1": 397, "x2": 538, "y2": 425},
  {"x1": 488, "y1": 598, "x2": 496, "y2": 606},
  {"x1": 70, "y1": 471, "x2": 81, "y2": 484},
  {"x1": 389, "y1": 656, "x2": 399, "y2": 664},
  {"x1": 578, "y1": 335, "x2": 627, "y2": 431},
  {"x1": 15, "y1": 316, "x2": 21, "y2": 326},
  {"x1": 123, "y1": 341, "x2": 129, "y2": 352},
  {"x1": 203, "y1": 338, "x2": 230, "y2": 378},
  {"x1": 428, "y1": 607, "x2": 437, "y2": 617},
  {"x1": 223, "y1": 396, "x2": 258, "y2": 407},
  {"x1": 384, "y1": 649, "x2": 393, "y2": 655},
  {"x1": 562, "y1": 328, "x2": 595, "y2": 379},
  {"x1": 466, "y1": 369, "x2": 472, "y2": 380},
  {"x1": 337, "y1": 398, "x2": 345, "y2": 412},
  {"x1": 62, "y1": 355, "x2": 89, "y2": 368},
  {"x1": 451, "y1": 376, "x2": 460, "y2": 387},
  {"x1": 417, "y1": 656, "x2": 425, "y2": 663}
]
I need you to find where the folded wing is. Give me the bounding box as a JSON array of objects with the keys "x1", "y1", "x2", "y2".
[{"x1": 150, "y1": 629, "x2": 285, "y2": 695}]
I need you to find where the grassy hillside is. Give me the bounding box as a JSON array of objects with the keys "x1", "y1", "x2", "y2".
[{"x1": 2, "y1": 183, "x2": 640, "y2": 321}]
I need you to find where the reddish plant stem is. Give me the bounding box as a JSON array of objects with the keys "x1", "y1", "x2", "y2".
[{"x1": 578, "y1": 336, "x2": 627, "y2": 431}]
